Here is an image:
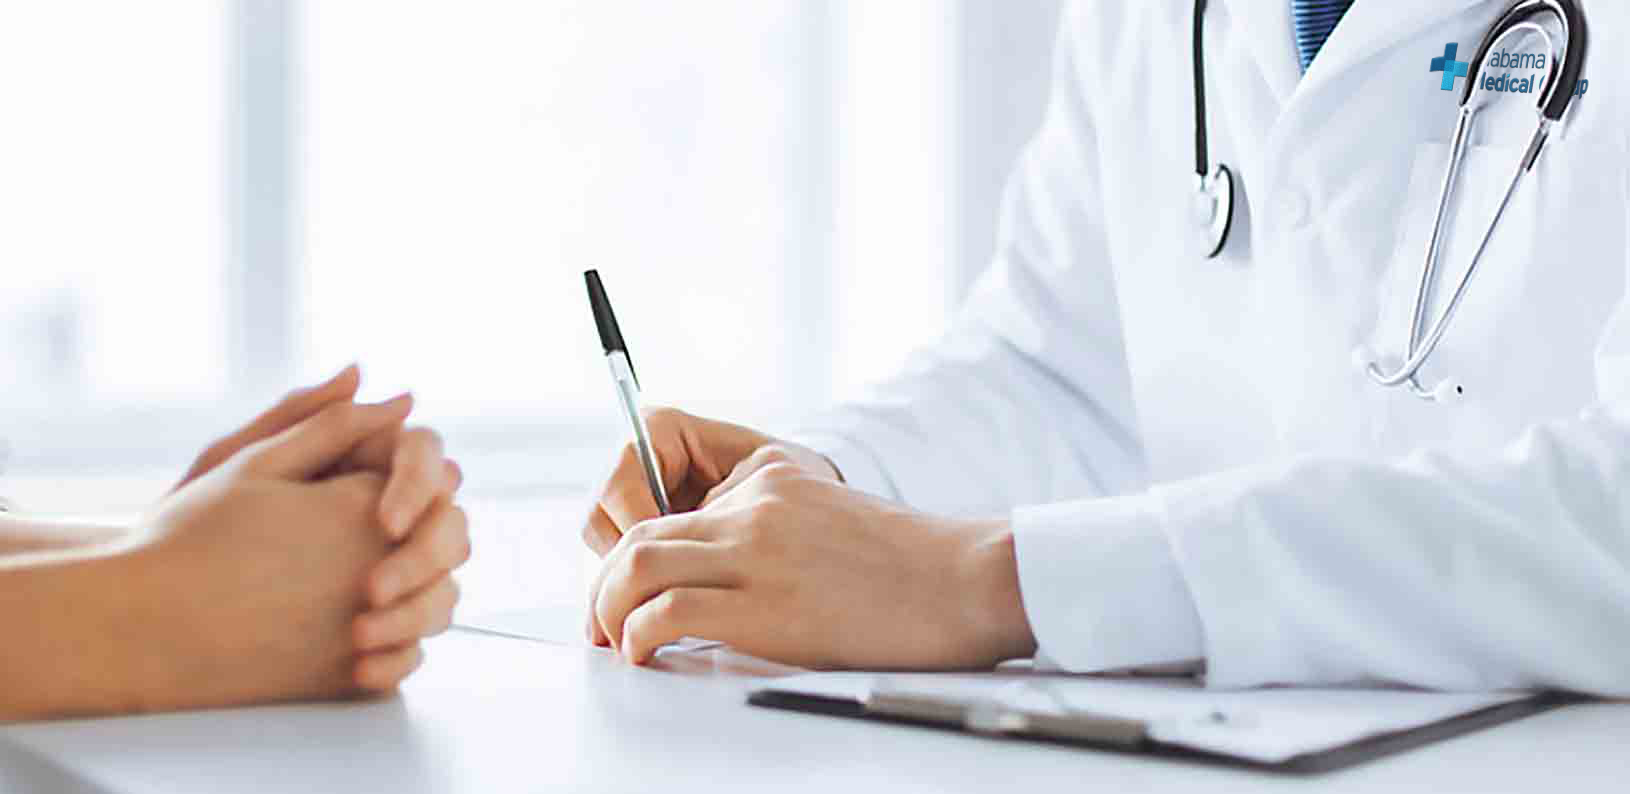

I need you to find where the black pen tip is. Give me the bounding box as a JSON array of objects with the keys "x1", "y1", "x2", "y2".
[{"x1": 584, "y1": 269, "x2": 627, "y2": 355}]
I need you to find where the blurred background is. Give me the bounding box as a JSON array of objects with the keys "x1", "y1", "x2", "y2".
[{"x1": 0, "y1": 1, "x2": 1060, "y2": 613}]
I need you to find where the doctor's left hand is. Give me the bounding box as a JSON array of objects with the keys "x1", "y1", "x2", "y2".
[
  {"x1": 587, "y1": 463, "x2": 1039, "y2": 669},
  {"x1": 172, "y1": 365, "x2": 471, "y2": 669}
]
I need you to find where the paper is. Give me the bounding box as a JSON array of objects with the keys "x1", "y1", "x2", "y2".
[{"x1": 760, "y1": 672, "x2": 1530, "y2": 764}]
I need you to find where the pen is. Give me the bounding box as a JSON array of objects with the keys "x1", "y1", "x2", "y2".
[{"x1": 584, "y1": 269, "x2": 671, "y2": 515}]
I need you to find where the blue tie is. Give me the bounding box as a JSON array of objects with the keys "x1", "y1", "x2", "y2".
[{"x1": 1292, "y1": 0, "x2": 1355, "y2": 72}]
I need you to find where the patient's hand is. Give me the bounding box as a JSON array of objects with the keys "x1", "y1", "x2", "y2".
[
  {"x1": 131, "y1": 398, "x2": 462, "y2": 710},
  {"x1": 173, "y1": 366, "x2": 470, "y2": 687}
]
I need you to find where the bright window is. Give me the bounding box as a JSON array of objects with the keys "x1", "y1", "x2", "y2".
[
  {"x1": 0, "y1": 1, "x2": 1058, "y2": 492},
  {"x1": 0, "y1": 4, "x2": 227, "y2": 411},
  {"x1": 302, "y1": 1, "x2": 837, "y2": 437}
]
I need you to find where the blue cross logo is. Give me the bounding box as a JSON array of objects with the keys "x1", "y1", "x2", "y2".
[{"x1": 1430, "y1": 43, "x2": 1469, "y2": 91}]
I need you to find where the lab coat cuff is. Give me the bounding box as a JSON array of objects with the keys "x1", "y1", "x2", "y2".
[
  {"x1": 785, "y1": 433, "x2": 901, "y2": 502},
  {"x1": 1152, "y1": 467, "x2": 1307, "y2": 689},
  {"x1": 1012, "y1": 494, "x2": 1205, "y2": 673}
]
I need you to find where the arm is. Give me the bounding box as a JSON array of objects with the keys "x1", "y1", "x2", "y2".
[
  {"x1": 0, "y1": 538, "x2": 161, "y2": 717},
  {"x1": 584, "y1": 18, "x2": 1630, "y2": 690},
  {"x1": 1019, "y1": 72, "x2": 1630, "y2": 693},
  {"x1": 0, "y1": 394, "x2": 471, "y2": 721},
  {"x1": 1134, "y1": 402, "x2": 1630, "y2": 695},
  {"x1": 578, "y1": 10, "x2": 1177, "y2": 655},
  {"x1": 577, "y1": 8, "x2": 1136, "y2": 551},
  {"x1": 793, "y1": 6, "x2": 1145, "y2": 516}
]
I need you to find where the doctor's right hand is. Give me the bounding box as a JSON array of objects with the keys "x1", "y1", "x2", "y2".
[
  {"x1": 582, "y1": 409, "x2": 839, "y2": 647},
  {"x1": 581, "y1": 409, "x2": 839, "y2": 557}
]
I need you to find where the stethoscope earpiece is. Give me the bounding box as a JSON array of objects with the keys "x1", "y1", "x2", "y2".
[
  {"x1": 1430, "y1": 380, "x2": 1465, "y2": 404},
  {"x1": 1351, "y1": 343, "x2": 1468, "y2": 403}
]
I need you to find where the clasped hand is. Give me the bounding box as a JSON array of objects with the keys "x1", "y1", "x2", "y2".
[{"x1": 147, "y1": 365, "x2": 470, "y2": 705}]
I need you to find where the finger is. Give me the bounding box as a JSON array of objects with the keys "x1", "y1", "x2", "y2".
[
  {"x1": 335, "y1": 431, "x2": 462, "y2": 497},
  {"x1": 581, "y1": 502, "x2": 621, "y2": 557},
  {"x1": 646, "y1": 407, "x2": 766, "y2": 487},
  {"x1": 595, "y1": 540, "x2": 737, "y2": 652},
  {"x1": 587, "y1": 609, "x2": 610, "y2": 647},
  {"x1": 585, "y1": 513, "x2": 715, "y2": 646},
  {"x1": 242, "y1": 394, "x2": 414, "y2": 480},
  {"x1": 239, "y1": 364, "x2": 363, "y2": 444},
  {"x1": 697, "y1": 446, "x2": 789, "y2": 510},
  {"x1": 368, "y1": 500, "x2": 471, "y2": 607},
  {"x1": 621, "y1": 588, "x2": 743, "y2": 665},
  {"x1": 598, "y1": 443, "x2": 672, "y2": 533},
  {"x1": 353, "y1": 642, "x2": 426, "y2": 692},
  {"x1": 179, "y1": 364, "x2": 361, "y2": 485},
  {"x1": 354, "y1": 578, "x2": 460, "y2": 651},
  {"x1": 378, "y1": 427, "x2": 449, "y2": 539}
]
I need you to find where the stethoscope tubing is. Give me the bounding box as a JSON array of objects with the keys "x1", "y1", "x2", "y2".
[
  {"x1": 1364, "y1": 2, "x2": 1583, "y2": 397},
  {"x1": 1186, "y1": 0, "x2": 1588, "y2": 400}
]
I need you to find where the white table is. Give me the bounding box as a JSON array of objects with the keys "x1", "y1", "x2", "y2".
[
  {"x1": 5, "y1": 480, "x2": 1627, "y2": 792},
  {"x1": 3, "y1": 626, "x2": 1628, "y2": 793}
]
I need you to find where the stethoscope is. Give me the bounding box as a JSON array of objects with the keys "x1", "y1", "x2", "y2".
[{"x1": 1190, "y1": 0, "x2": 1588, "y2": 401}]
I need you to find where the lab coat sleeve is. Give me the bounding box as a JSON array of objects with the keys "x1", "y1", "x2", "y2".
[
  {"x1": 1148, "y1": 402, "x2": 1630, "y2": 696},
  {"x1": 1144, "y1": 127, "x2": 1630, "y2": 695},
  {"x1": 790, "y1": 5, "x2": 1148, "y2": 517}
]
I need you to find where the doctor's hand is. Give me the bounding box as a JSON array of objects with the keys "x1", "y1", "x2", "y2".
[
  {"x1": 580, "y1": 408, "x2": 838, "y2": 558},
  {"x1": 586, "y1": 463, "x2": 1038, "y2": 669}
]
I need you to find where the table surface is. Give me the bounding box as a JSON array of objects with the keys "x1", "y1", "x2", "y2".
[
  {"x1": 4, "y1": 483, "x2": 1628, "y2": 792},
  {"x1": 3, "y1": 627, "x2": 1628, "y2": 794}
]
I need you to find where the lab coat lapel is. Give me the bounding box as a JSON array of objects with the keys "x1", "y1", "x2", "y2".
[
  {"x1": 1217, "y1": 0, "x2": 1301, "y2": 106},
  {"x1": 1293, "y1": 0, "x2": 1498, "y2": 102}
]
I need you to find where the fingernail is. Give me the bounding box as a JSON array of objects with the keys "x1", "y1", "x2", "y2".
[
  {"x1": 333, "y1": 362, "x2": 359, "y2": 383},
  {"x1": 382, "y1": 392, "x2": 414, "y2": 413}
]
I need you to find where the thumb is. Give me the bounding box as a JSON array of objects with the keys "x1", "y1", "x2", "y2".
[{"x1": 241, "y1": 394, "x2": 414, "y2": 480}]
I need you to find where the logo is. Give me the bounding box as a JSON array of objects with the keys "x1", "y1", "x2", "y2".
[{"x1": 1429, "y1": 43, "x2": 1469, "y2": 91}]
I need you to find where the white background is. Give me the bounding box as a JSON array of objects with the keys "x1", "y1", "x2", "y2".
[{"x1": 0, "y1": 1, "x2": 1058, "y2": 522}]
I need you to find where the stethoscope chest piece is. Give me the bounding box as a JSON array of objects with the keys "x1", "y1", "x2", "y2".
[
  {"x1": 1197, "y1": 164, "x2": 1234, "y2": 259},
  {"x1": 1191, "y1": 0, "x2": 1234, "y2": 260}
]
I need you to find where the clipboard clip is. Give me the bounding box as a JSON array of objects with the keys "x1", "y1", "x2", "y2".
[{"x1": 863, "y1": 692, "x2": 1147, "y2": 748}]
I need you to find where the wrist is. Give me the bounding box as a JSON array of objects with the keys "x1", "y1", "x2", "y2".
[
  {"x1": 116, "y1": 531, "x2": 250, "y2": 714},
  {"x1": 95, "y1": 540, "x2": 187, "y2": 714},
  {"x1": 953, "y1": 517, "x2": 1038, "y2": 665},
  {"x1": 0, "y1": 538, "x2": 171, "y2": 720}
]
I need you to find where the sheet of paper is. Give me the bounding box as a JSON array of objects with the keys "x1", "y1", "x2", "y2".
[{"x1": 760, "y1": 672, "x2": 1529, "y2": 764}]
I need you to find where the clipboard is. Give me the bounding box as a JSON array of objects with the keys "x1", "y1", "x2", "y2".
[{"x1": 748, "y1": 673, "x2": 1571, "y2": 774}]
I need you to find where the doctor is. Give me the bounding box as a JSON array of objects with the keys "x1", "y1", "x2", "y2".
[{"x1": 581, "y1": 0, "x2": 1630, "y2": 694}]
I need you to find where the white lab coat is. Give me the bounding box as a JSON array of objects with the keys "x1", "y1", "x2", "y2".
[{"x1": 794, "y1": 0, "x2": 1630, "y2": 695}]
